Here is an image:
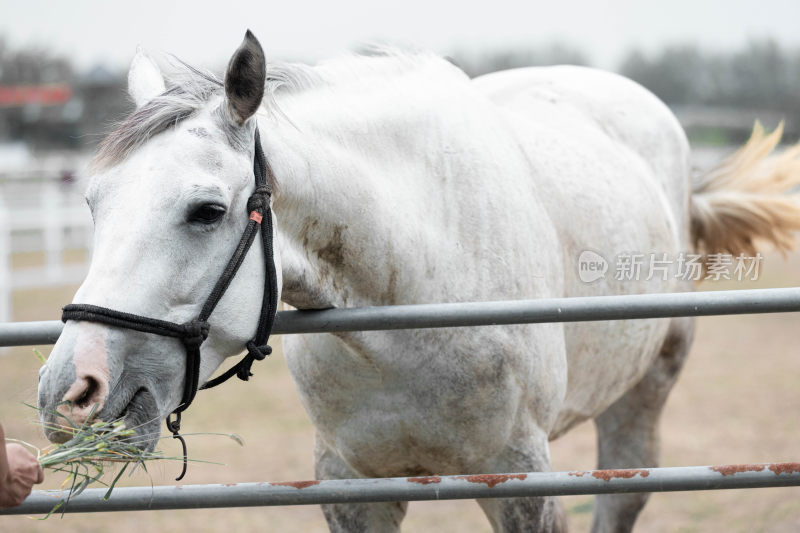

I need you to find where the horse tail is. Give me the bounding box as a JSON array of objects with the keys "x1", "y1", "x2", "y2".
[{"x1": 690, "y1": 121, "x2": 800, "y2": 258}]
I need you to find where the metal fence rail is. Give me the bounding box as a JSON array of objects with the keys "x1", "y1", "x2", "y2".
[
  {"x1": 2, "y1": 287, "x2": 800, "y2": 347},
  {"x1": 2, "y1": 463, "x2": 799, "y2": 515},
  {"x1": 2, "y1": 287, "x2": 799, "y2": 515}
]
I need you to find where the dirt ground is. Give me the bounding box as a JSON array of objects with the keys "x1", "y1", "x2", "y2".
[{"x1": 1, "y1": 249, "x2": 799, "y2": 532}]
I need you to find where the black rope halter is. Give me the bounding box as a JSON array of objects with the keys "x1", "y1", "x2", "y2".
[{"x1": 61, "y1": 128, "x2": 279, "y2": 481}]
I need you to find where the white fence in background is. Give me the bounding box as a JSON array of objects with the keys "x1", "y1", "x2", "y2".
[{"x1": 0, "y1": 180, "x2": 93, "y2": 322}]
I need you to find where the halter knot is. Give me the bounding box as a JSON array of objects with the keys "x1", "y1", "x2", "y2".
[
  {"x1": 246, "y1": 340, "x2": 272, "y2": 361},
  {"x1": 232, "y1": 341, "x2": 272, "y2": 381},
  {"x1": 246, "y1": 185, "x2": 272, "y2": 213},
  {"x1": 181, "y1": 320, "x2": 210, "y2": 349}
]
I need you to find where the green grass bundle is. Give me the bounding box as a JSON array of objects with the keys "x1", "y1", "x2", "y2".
[
  {"x1": 7, "y1": 350, "x2": 243, "y2": 517},
  {"x1": 21, "y1": 410, "x2": 169, "y2": 517}
]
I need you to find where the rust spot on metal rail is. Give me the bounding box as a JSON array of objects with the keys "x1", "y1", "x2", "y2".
[
  {"x1": 270, "y1": 480, "x2": 321, "y2": 489},
  {"x1": 568, "y1": 471, "x2": 588, "y2": 477},
  {"x1": 591, "y1": 469, "x2": 650, "y2": 481},
  {"x1": 710, "y1": 464, "x2": 765, "y2": 476},
  {"x1": 455, "y1": 474, "x2": 527, "y2": 488},
  {"x1": 768, "y1": 462, "x2": 800, "y2": 475},
  {"x1": 408, "y1": 476, "x2": 442, "y2": 485}
]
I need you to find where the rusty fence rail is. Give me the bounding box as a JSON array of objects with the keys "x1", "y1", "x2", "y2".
[
  {"x1": 1, "y1": 287, "x2": 799, "y2": 514},
  {"x1": 2, "y1": 463, "x2": 799, "y2": 515},
  {"x1": 2, "y1": 287, "x2": 800, "y2": 347}
]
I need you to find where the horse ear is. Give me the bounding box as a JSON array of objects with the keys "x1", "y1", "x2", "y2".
[
  {"x1": 223, "y1": 30, "x2": 266, "y2": 126},
  {"x1": 128, "y1": 47, "x2": 165, "y2": 108}
]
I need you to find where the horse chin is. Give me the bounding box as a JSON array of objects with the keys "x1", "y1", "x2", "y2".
[
  {"x1": 117, "y1": 388, "x2": 161, "y2": 452},
  {"x1": 43, "y1": 422, "x2": 73, "y2": 444}
]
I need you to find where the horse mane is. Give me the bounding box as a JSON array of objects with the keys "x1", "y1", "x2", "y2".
[{"x1": 91, "y1": 50, "x2": 459, "y2": 175}]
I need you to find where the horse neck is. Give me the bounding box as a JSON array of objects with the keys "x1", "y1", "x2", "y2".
[
  {"x1": 260, "y1": 76, "x2": 472, "y2": 310},
  {"x1": 261, "y1": 65, "x2": 510, "y2": 308}
]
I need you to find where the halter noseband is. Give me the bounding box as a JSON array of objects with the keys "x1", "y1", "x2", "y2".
[{"x1": 61, "y1": 127, "x2": 279, "y2": 480}]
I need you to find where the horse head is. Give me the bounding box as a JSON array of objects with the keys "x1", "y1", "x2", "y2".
[{"x1": 37, "y1": 31, "x2": 281, "y2": 452}]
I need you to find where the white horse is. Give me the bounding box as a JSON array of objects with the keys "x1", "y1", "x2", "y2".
[{"x1": 37, "y1": 32, "x2": 800, "y2": 532}]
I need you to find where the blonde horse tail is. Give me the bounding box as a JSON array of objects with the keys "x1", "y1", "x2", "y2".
[{"x1": 690, "y1": 121, "x2": 800, "y2": 259}]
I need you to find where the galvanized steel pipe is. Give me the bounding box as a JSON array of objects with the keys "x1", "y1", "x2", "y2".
[
  {"x1": 2, "y1": 287, "x2": 800, "y2": 347},
  {"x1": 2, "y1": 463, "x2": 799, "y2": 514}
]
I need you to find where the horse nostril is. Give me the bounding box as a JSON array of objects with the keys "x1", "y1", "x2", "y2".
[
  {"x1": 76, "y1": 376, "x2": 99, "y2": 409},
  {"x1": 58, "y1": 374, "x2": 108, "y2": 424}
]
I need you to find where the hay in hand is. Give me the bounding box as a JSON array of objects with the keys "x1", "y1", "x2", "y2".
[
  {"x1": 12, "y1": 349, "x2": 243, "y2": 517},
  {"x1": 8, "y1": 403, "x2": 243, "y2": 519}
]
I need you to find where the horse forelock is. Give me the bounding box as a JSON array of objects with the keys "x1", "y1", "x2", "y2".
[
  {"x1": 92, "y1": 65, "x2": 220, "y2": 169},
  {"x1": 89, "y1": 50, "x2": 462, "y2": 188},
  {"x1": 90, "y1": 59, "x2": 288, "y2": 179}
]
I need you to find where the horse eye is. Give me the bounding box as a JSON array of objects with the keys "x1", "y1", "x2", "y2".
[{"x1": 188, "y1": 204, "x2": 226, "y2": 224}]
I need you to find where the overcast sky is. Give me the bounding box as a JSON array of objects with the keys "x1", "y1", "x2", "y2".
[{"x1": 2, "y1": 0, "x2": 799, "y2": 72}]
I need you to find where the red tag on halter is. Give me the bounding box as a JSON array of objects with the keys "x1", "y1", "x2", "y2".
[{"x1": 249, "y1": 211, "x2": 263, "y2": 224}]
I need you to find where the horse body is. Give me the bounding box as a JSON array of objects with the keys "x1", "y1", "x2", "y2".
[
  {"x1": 269, "y1": 57, "x2": 565, "y2": 471},
  {"x1": 37, "y1": 33, "x2": 800, "y2": 532},
  {"x1": 271, "y1": 58, "x2": 685, "y2": 467},
  {"x1": 260, "y1": 57, "x2": 696, "y2": 530}
]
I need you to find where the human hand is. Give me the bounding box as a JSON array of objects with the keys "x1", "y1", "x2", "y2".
[{"x1": 0, "y1": 427, "x2": 45, "y2": 508}]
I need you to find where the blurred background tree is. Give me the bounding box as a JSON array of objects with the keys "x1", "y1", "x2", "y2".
[
  {"x1": 617, "y1": 39, "x2": 800, "y2": 142},
  {"x1": 0, "y1": 37, "x2": 129, "y2": 151},
  {"x1": 0, "y1": 36, "x2": 799, "y2": 153}
]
